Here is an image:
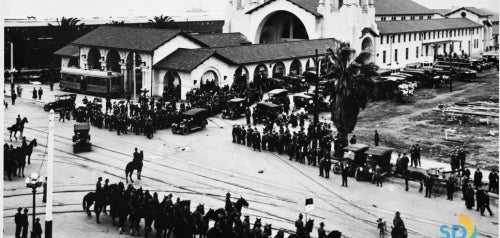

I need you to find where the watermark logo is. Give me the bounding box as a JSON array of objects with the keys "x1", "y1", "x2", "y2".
[{"x1": 440, "y1": 213, "x2": 477, "y2": 238}]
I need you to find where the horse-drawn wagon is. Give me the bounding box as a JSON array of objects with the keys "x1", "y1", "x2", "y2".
[{"x1": 72, "y1": 122, "x2": 91, "y2": 153}]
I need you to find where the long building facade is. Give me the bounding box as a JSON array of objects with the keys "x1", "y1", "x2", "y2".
[{"x1": 55, "y1": 0, "x2": 497, "y2": 98}]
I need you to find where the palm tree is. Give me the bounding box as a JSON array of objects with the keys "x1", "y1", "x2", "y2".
[
  {"x1": 48, "y1": 17, "x2": 85, "y2": 47},
  {"x1": 324, "y1": 43, "x2": 378, "y2": 148},
  {"x1": 148, "y1": 15, "x2": 174, "y2": 28},
  {"x1": 108, "y1": 20, "x2": 125, "y2": 26}
]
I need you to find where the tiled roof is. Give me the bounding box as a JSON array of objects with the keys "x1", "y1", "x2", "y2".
[
  {"x1": 374, "y1": 0, "x2": 436, "y2": 16},
  {"x1": 446, "y1": 7, "x2": 493, "y2": 17},
  {"x1": 480, "y1": 8, "x2": 499, "y2": 22},
  {"x1": 213, "y1": 38, "x2": 339, "y2": 65},
  {"x1": 432, "y1": 9, "x2": 452, "y2": 16},
  {"x1": 246, "y1": 0, "x2": 322, "y2": 17},
  {"x1": 154, "y1": 48, "x2": 218, "y2": 71},
  {"x1": 377, "y1": 18, "x2": 482, "y2": 34},
  {"x1": 54, "y1": 44, "x2": 79, "y2": 57},
  {"x1": 191, "y1": 33, "x2": 251, "y2": 47},
  {"x1": 71, "y1": 26, "x2": 206, "y2": 52}
]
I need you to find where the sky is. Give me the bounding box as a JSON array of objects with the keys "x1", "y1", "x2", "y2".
[{"x1": 2, "y1": 0, "x2": 499, "y2": 19}]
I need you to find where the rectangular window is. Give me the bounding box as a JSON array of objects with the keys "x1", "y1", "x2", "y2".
[
  {"x1": 403, "y1": 34, "x2": 406, "y2": 42},
  {"x1": 392, "y1": 35, "x2": 395, "y2": 43},
  {"x1": 419, "y1": 16, "x2": 424, "y2": 20},
  {"x1": 423, "y1": 32, "x2": 426, "y2": 40},
  {"x1": 419, "y1": 33, "x2": 422, "y2": 41},
  {"x1": 383, "y1": 51, "x2": 386, "y2": 63},
  {"x1": 406, "y1": 48, "x2": 409, "y2": 60},
  {"x1": 392, "y1": 16, "x2": 396, "y2": 21},
  {"x1": 398, "y1": 34, "x2": 401, "y2": 43},
  {"x1": 414, "y1": 33, "x2": 417, "y2": 41},
  {"x1": 387, "y1": 35, "x2": 389, "y2": 44},
  {"x1": 426, "y1": 45, "x2": 429, "y2": 56},
  {"x1": 402, "y1": 16, "x2": 406, "y2": 20},
  {"x1": 380, "y1": 36, "x2": 383, "y2": 45},
  {"x1": 433, "y1": 31, "x2": 436, "y2": 39},
  {"x1": 454, "y1": 30, "x2": 456, "y2": 37},
  {"x1": 411, "y1": 16, "x2": 415, "y2": 20},
  {"x1": 416, "y1": 47, "x2": 419, "y2": 58},
  {"x1": 427, "y1": 15, "x2": 432, "y2": 19},
  {"x1": 395, "y1": 49, "x2": 398, "y2": 62}
]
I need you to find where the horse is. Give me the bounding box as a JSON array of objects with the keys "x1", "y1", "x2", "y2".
[
  {"x1": 125, "y1": 161, "x2": 139, "y2": 183},
  {"x1": 4, "y1": 157, "x2": 18, "y2": 181},
  {"x1": 14, "y1": 148, "x2": 26, "y2": 178},
  {"x1": 263, "y1": 224, "x2": 273, "y2": 238},
  {"x1": 23, "y1": 139, "x2": 37, "y2": 165},
  {"x1": 82, "y1": 191, "x2": 107, "y2": 223},
  {"x1": 405, "y1": 170, "x2": 426, "y2": 192},
  {"x1": 193, "y1": 204, "x2": 209, "y2": 238},
  {"x1": 233, "y1": 197, "x2": 249, "y2": 213},
  {"x1": 7, "y1": 117, "x2": 28, "y2": 141}
]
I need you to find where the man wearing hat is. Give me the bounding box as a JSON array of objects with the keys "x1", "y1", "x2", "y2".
[
  {"x1": 21, "y1": 208, "x2": 29, "y2": 238},
  {"x1": 33, "y1": 218, "x2": 42, "y2": 238},
  {"x1": 295, "y1": 213, "x2": 304, "y2": 237},
  {"x1": 14, "y1": 207, "x2": 22, "y2": 238},
  {"x1": 96, "y1": 177, "x2": 103, "y2": 194},
  {"x1": 488, "y1": 169, "x2": 498, "y2": 194},
  {"x1": 317, "y1": 222, "x2": 326, "y2": 238}
]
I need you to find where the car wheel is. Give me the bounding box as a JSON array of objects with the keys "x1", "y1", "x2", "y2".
[
  {"x1": 73, "y1": 147, "x2": 77, "y2": 153},
  {"x1": 355, "y1": 169, "x2": 361, "y2": 181},
  {"x1": 333, "y1": 164, "x2": 341, "y2": 174},
  {"x1": 172, "y1": 128, "x2": 177, "y2": 134},
  {"x1": 43, "y1": 105, "x2": 50, "y2": 112},
  {"x1": 182, "y1": 127, "x2": 189, "y2": 135},
  {"x1": 201, "y1": 121, "x2": 207, "y2": 129}
]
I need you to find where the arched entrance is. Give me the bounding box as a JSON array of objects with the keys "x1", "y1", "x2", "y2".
[
  {"x1": 106, "y1": 50, "x2": 121, "y2": 72},
  {"x1": 87, "y1": 48, "x2": 101, "y2": 70},
  {"x1": 289, "y1": 60, "x2": 302, "y2": 76},
  {"x1": 200, "y1": 70, "x2": 219, "y2": 91},
  {"x1": 256, "y1": 11, "x2": 309, "y2": 43},
  {"x1": 272, "y1": 62, "x2": 285, "y2": 78},
  {"x1": 125, "y1": 52, "x2": 143, "y2": 94},
  {"x1": 305, "y1": 58, "x2": 316, "y2": 71},
  {"x1": 164, "y1": 70, "x2": 181, "y2": 100},
  {"x1": 361, "y1": 37, "x2": 373, "y2": 54},
  {"x1": 253, "y1": 64, "x2": 268, "y2": 85},
  {"x1": 234, "y1": 66, "x2": 249, "y2": 88}
]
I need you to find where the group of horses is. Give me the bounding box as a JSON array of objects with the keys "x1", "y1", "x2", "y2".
[
  {"x1": 82, "y1": 181, "x2": 315, "y2": 238},
  {"x1": 3, "y1": 139, "x2": 37, "y2": 181}
]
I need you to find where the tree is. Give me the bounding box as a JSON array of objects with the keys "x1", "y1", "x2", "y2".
[
  {"x1": 148, "y1": 15, "x2": 174, "y2": 29},
  {"x1": 108, "y1": 20, "x2": 125, "y2": 26},
  {"x1": 48, "y1": 17, "x2": 85, "y2": 48},
  {"x1": 324, "y1": 43, "x2": 378, "y2": 148}
]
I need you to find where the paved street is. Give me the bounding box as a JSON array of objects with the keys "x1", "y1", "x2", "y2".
[{"x1": 3, "y1": 85, "x2": 498, "y2": 238}]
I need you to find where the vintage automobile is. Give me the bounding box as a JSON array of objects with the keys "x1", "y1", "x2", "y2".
[
  {"x1": 332, "y1": 144, "x2": 369, "y2": 176},
  {"x1": 253, "y1": 102, "x2": 283, "y2": 124},
  {"x1": 293, "y1": 94, "x2": 314, "y2": 112},
  {"x1": 353, "y1": 147, "x2": 394, "y2": 182},
  {"x1": 43, "y1": 94, "x2": 77, "y2": 112},
  {"x1": 284, "y1": 75, "x2": 306, "y2": 92},
  {"x1": 171, "y1": 108, "x2": 208, "y2": 135},
  {"x1": 72, "y1": 123, "x2": 91, "y2": 153},
  {"x1": 222, "y1": 98, "x2": 246, "y2": 119},
  {"x1": 267, "y1": 88, "x2": 289, "y2": 106}
]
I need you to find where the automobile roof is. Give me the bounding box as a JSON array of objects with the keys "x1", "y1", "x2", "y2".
[{"x1": 182, "y1": 108, "x2": 208, "y2": 116}]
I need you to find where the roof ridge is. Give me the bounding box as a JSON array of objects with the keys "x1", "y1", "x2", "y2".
[{"x1": 209, "y1": 38, "x2": 338, "y2": 50}]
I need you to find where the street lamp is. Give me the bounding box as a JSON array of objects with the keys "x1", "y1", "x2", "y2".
[{"x1": 26, "y1": 173, "x2": 43, "y2": 238}]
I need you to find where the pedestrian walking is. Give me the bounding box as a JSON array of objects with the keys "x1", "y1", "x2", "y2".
[
  {"x1": 476, "y1": 187, "x2": 484, "y2": 212},
  {"x1": 32, "y1": 88, "x2": 37, "y2": 100},
  {"x1": 38, "y1": 87, "x2": 43, "y2": 100},
  {"x1": 17, "y1": 85, "x2": 22, "y2": 98},
  {"x1": 295, "y1": 214, "x2": 305, "y2": 238},
  {"x1": 465, "y1": 184, "x2": 475, "y2": 209},
  {"x1": 33, "y1": 218, "x2": 42, "y2": 238},
  {"x1": 14, "y1": 207, "x2": 22, "y2": 238},
  {"x1": 374, "y1": 130, "x2": 380, "y2": 146},
  {"x1": 21, "y1": 208, "x2": 29, "y2": 238},
  {"x1": 424, "y1": 175, "x2": 434, "y2": 198},
  {"x1": 324, "y1": 158, "x2": 332, "y2": 179},
  {"x1": 377, "y1": 218, "x2": 386, "y2": 238},
  {"x1": 59, "y1": 108, "x2": 65, "y2": 122},
  {"x1": 481, "y1": 192, "x2": 494, "y2": 216},
  {"x1": 49, "y1": 81, "x2": 54, "y2": 91},
  {"x1": 319, "y1": 158, "x2": 324, "y2": 177},
  {"x1": 375, "y1": 165, "x2": 383, "y2": 187}
]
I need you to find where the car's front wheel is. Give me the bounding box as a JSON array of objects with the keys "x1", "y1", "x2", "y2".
[{"x1": 182, "y1": 127, "x2": 189, "y2": 135}]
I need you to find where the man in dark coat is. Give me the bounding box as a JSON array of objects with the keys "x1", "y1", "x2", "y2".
[
  {"x1": 476, "y1": 187, "x2": 484, "y2": 212},
  {"x1": 32, "y1": 88, "x2": 37, "y2": 100},
  {"x1": 33, "y1": 218, "x2": 42, "y2": 238},
  {"x1": 341, "y1": 163, "x2": 349, "y2": 187},
  {"x1": 401, "y1": 153, "x2": 409, "y2": 173},
  {"x1": 488, "y1": 170, "x2": 498, "y2": 194},
  {"x1": 324, "y1": 158, "x2": 332, "y2": 179},
  {"x1": 474, "y1": 168, "x2": 483, "y2": 189},
  {"x1": 481, "y1": 191, "x2": 494, "y2": 216},
  {"x1": 245, "y1": 107, "x2": 251, "y2": 125},
  {"x1": 424, "y1": 175, "x2": 434, "y2": 198},
  {"x1": 37, "y1": 87, "x2": 43, "y2": 100},
  {"x1": 374, "y1": 130, "x2": 380, "y2": 146},
  {"x1": 317, "y1": 222, "x2": 326, "y2": 238},
  {"x1": 295, "y1": 214, "x2": 304, "y2": 237},
  {"x1": 21, "y1": 208, "x2": 29, "y2": 238},
  {"x1": 11, "y1": 92, "x2": 16, "y2": 105},
  {"x1": 14, "y1": 207, "x2": 22, "y2": 238},
  {"x1": 446, "y1": 176, "x2": 454, "y2": 200}
]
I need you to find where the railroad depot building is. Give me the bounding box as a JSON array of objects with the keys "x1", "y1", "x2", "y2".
[{"x1": 55, "y1": 0, "x2": 496, "y2": 98}]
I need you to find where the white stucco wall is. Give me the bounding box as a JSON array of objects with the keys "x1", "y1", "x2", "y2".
[
  {"x1": 152, "y1": 35, "x2": 202, "y2": 65},
  {"x1": 375, "y1": 27, "x2": 484, "y2": 70}
]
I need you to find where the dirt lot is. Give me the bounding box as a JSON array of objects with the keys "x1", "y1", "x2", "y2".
[{"x1": 351, "y1": 69, "x2": 499, "y2": 170}]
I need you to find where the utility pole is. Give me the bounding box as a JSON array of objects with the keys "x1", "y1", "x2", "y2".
[
  {"x1": 313, "y1": 49, "x2": 320, "y2": 126},
  {"x1": 449, "y1": 44, "x2": 453, "y2": 92},
  {"x1": 132, "y1": 52, "x2": 137, "y2": 101},
  {"x1": 10, "y1": 42, "x2": 15, "y2": 93},
  {"x1": 45, "y1": 110, "x2": 54, "y2": 238}
]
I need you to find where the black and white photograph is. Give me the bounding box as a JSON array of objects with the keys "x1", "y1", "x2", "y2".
[{"x1": 2, "y1": 0, "x2": 499, "y2": 237}]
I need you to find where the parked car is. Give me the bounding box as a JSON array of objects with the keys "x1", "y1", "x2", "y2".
[
  {"x1": 171, "y1": 108, "x2": 208, "y2": 135},
  {"x1": 253, "y1": 102, "x2": 283, "y2": 124},
  {"x1": 222, "y1": 98, "x2": 246, "y2": 119},
  {"x1": 43, "y1": 94, "x2": 77, "y2": 112},
  {"x1": 72, "y1": 122, "x2": 91, "y2": 153},
  {"x1": 354, "y1": 147, "x2": 394, "y2": 181}
]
